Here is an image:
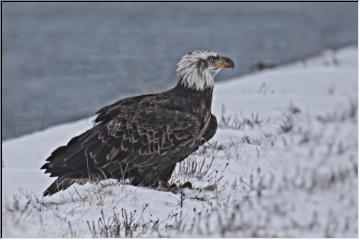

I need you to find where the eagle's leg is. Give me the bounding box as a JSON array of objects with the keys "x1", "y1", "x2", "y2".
[{"x1": 131, "y1": 163, "x2": 178, "y2": 188}]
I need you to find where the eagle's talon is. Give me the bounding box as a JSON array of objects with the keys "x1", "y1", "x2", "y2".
[
  {"x1": 169, "y1": 183, "x2": 177, "y2": 189},
  {"x1": 159, "y1": 180, "x2": 171, "y2": 189},
  {"x1": 180, "y1": 181, "x2": 193, "y2": 189},
  {"x1": 158, "y1": 181, "x2": 193, "y2": 192},
  {"x1": 158, "y1": 181, "x2": 178, "y2": 191}
]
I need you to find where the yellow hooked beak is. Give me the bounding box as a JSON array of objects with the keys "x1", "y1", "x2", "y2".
[{"x1": 211, "y1": 56, "x2": 235, "y2": 69}]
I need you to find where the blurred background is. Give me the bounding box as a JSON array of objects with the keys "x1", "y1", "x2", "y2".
[{"x1": 2, "y1": 2, "x2": 357, "y2": 140}]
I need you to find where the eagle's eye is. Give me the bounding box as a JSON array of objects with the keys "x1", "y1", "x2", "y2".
[{"x1": 208, "y1": 56, "x2": 216, "y2": 64}]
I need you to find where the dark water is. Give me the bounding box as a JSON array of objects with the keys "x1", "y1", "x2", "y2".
[{"x1": 3, "y1": 2, "x2": 357, "y2": 140}]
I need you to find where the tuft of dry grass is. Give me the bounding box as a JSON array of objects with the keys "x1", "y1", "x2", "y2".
[{"x1": 219, "y1": 105, "x2": 263, "y2": 130}]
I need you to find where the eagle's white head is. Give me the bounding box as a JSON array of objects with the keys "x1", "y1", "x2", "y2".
[{"x1": 176, "y1": 50, "x2": 234, "y2": 91}]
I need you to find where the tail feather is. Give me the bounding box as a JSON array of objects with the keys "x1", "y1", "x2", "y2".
[
  {"x1": 41, "y1": 125, "x2": 102, "y2": 196},
  {"x1": 43, "y1": 176, "x2": 76, "y2": 197}
]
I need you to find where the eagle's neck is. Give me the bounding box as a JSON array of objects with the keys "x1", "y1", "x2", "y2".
[
  {"x1": 176, "y1": 65, "x2": 216, "y2": 91},
  {"x1": 174, "y1": 78, "x2": 213, "y2": 93},
  {"x1": 177, "y1": 74, "x2": 214, "y2": 91}
]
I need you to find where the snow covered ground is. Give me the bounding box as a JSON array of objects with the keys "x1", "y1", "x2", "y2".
[{"x1": 2, "y1": 46, "x2": 358, "y2": 237}]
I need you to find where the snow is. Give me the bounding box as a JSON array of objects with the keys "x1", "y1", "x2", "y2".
[{"x1": 2, "y1": 46, "x2": 357, "y2": 237}]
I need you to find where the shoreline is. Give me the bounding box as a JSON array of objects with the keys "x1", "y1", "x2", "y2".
[{"x1": 3, "y1": 45, "x2": 357, "y2": 142}]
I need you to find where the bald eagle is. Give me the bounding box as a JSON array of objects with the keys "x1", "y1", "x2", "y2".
[{"x1": 41, "y1": 50, "x2": 234, "y2": 196}]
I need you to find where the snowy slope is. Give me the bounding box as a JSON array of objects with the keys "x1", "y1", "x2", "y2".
[{"x1": 2, "y1": 46, "x2": 357, "y2": 237}]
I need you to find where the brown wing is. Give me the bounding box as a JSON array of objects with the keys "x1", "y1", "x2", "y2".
[{"x1": 42, "y1": 94, "x2": 201, "y2": 187}]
